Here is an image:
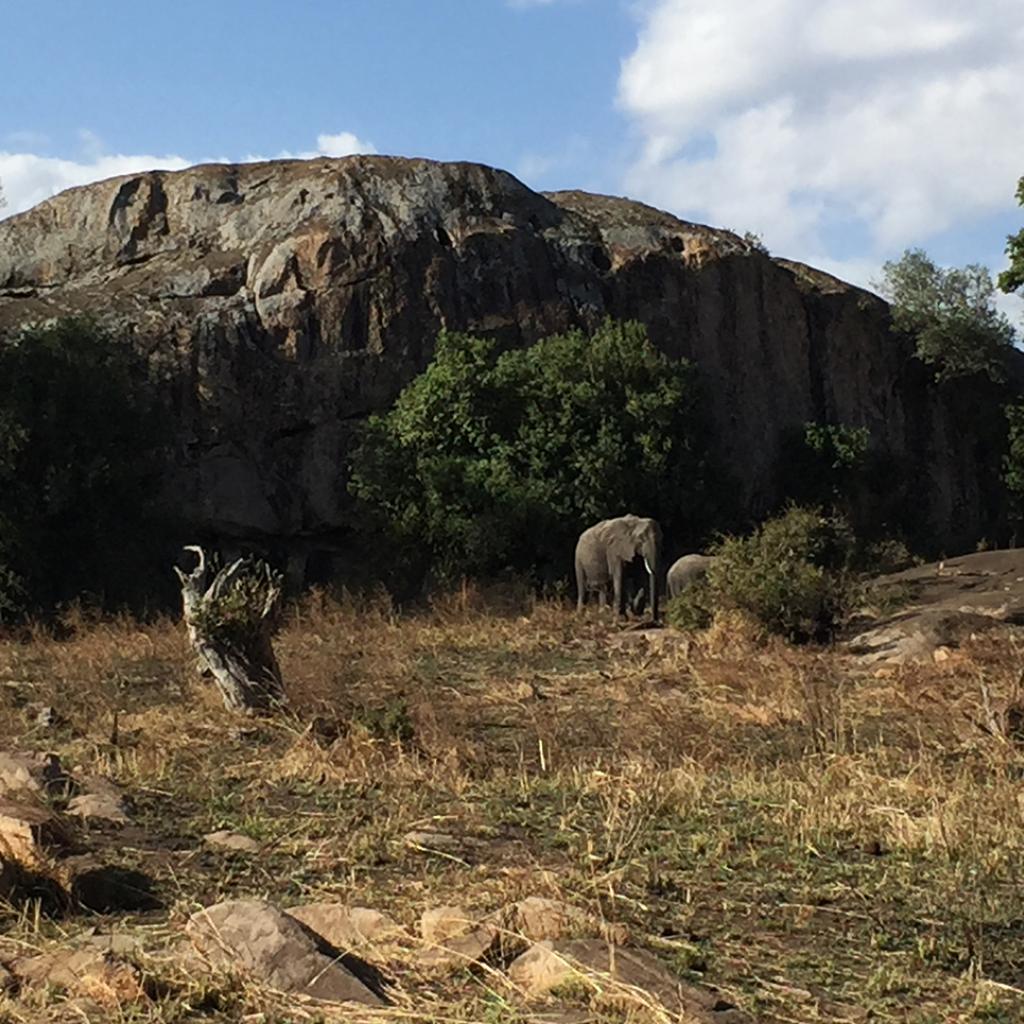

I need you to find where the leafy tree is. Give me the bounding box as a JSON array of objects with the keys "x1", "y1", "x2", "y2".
[
  {"x1": 1003, "y1": 402, "x2": 1024, "y2": 541},
  {"x1": 349, "y1": 320, "x2": 712, "y2": 581},
  {"x1": 875, "y1": 249, "x2": 1015, "y2": 382},
  {"x1": 999, "y1": 175, "x2": 1024, "y2": 296},
  {"x1": 0, "y1": 318, "x2": 170, "y2": 617}
]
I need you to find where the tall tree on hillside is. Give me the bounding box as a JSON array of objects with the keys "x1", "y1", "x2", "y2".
[
  {"x1": 875, "y1": 249, "x2": 1015, "y2": 382},
  {"x1": 999, "y1": 175, "x2": 1024, "y2": 297}
]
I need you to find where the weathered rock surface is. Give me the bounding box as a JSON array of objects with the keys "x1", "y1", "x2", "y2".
[
  {"x1": 509, "y1": 940, "x2": 750, "y2": 1023},
  {"x1": 0, "y1": 751, "x2": 70, "y2": 800},
  {"x1": 419, "y1": 905, "x2": 497, "y2": 968},
  {"x1": 9, "y1": 947, "x2": 144, "y2": 1005},
  {"x1": 0, "y1": 156, "x2": 1005, "y2": 569},
  {"x1": 186, "y1": 899, "x2": 385, "y2": 1004},
  {"x1": 286, "y1": 902, "x2": 403, "y2": 950},
  {"x1": 849, "y1": 549, "x2": 1024, "y2": 665},
  {"x1": 67, "y1": 777, "x2": 131, "y2": 824},
  {"x1": 0, "y1": 798, "x2": 72, "y2": 868}
]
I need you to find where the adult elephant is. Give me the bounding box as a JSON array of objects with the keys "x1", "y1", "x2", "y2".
[
  {"x1": 575, "y1": 515, "x2": 662, "y2": 618},
  {"x1": 666, "y1": 553, "x2": 716, "y2": 599}
]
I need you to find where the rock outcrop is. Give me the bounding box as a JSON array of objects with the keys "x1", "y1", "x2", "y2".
[{"x1": 0, "y1": 156, "x2": 1004, "y2": 576}]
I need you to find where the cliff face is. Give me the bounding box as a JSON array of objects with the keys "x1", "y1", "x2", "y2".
[{"x1": 0, "y1": 156, "x2": 998, "y2": 572}]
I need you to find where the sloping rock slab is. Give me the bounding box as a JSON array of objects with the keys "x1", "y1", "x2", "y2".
[
  {"x1": 847, "y1": 609, "x2": 1002, "y2": 666},
  {"x1": 849, "y1": 550, "x2": 1024, "y2": 665},
  {"x1": 286, "y1": 903, "x2": 403, "y2": 950},
  {"x1": 509, "y1": 940, "x2": 750, "y2": 1023},
  {"x1": 187, "y1": 899, "x2": 385, "y2": 1005}
]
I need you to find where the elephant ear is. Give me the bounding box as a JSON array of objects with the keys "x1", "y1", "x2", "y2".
[{"x1": 607, "y1": 522, "x2": 640, "y2": 562}]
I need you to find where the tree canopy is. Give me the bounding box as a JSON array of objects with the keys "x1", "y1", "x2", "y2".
[
  {"x1": 349, "y1": 320, "x2": 713, "y2": 581},
  {"x1": 0, "y1": 319, "x2": 170, "y2": 617},
  {"x1": 999, "y1": 175, "x2": 1024, "y2": 296},
  {"x1": 876, "y1": 249, "x2": 1015, "y2": 382}
]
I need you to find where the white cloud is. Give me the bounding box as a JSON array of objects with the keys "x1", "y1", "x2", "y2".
[
  {"x1": 617, "y1": 0, "x2": 1024, "y2": 274},
  {"x1": 0, "y1": 130, "x2": 377, "y2": 218},
  {"x1": 0, "y1": 150, "x2": 193, "y2": 217},
  {"x1": 315, "y1": 131, "x2": 376, "y2": 158}
]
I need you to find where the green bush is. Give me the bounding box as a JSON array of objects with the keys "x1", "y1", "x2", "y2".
[
  {"x1": 0, "y1": 318, "x2": 170, "y2": 618},
  {"x1": 691, "y1": 507, "x2": 860, "y2": 642},
  {"x1": 665, "y1": 576, "x2": 713, "y2": 631},
  {"x1": 349, "y1": 320, "x2": 713, "y2": 581}
]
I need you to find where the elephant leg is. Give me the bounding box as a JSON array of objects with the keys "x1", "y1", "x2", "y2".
[
  {"x1": 612, "y1": 565, "x2": 624, "y2": 616},
  {"x1": 575, "y1": 563, "x2": 586, "y2": 613}
]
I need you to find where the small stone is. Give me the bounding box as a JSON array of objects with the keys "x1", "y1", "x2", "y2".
[
  {"x1": 67, "y1": 777, "x2": 131, "y2": 824},
  {"x1": 421, "y1": 905, "x2": 476, "y2": 945},
  {"x1": 419, "y1": 905, "x2": 497, "y2": 968},
  {"x1": 287, "y1": 903, "x2": 403, "y2": 950},
  {"x1": 0, "y1": 798, "x2": 73, "y2": 868},
  {"x1": 404, "y1": 830, "x2": 465, "y2": 855},
  {"x1": 0, "y1": 751, "x2": 71, "y2": 800},
  {"x1": 204, "y1": 829, "x2": 260, "y2": 853},
  {"x1": 498, "y1": 896, "x2": 589, "y2": 943},
  {"x1": 187, "y1": 899, "x2": 385, "y2": 1005},
  {"x1": 11, "y1": 948, "x2": 145, "y2": 1006}
]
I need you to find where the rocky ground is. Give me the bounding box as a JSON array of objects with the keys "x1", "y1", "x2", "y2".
[{"x1": 0, "y1": 583, "x2": 1023, "y2": 1022}]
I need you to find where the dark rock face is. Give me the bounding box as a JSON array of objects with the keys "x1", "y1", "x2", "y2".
[{"x1": 0, "y1": 156, "x2": 1003, "y2": 573}]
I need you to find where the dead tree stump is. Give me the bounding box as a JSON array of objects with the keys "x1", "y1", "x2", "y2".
[{"x1": 175, "y1": 546, "x2": 287, "y2": 714}]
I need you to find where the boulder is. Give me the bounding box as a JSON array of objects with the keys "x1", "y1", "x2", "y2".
[
  {"x1": 850, "y1": 550, "x2": 1024, "y2": 665},
  {"x1": 0, "y1": 156, "x2": 1002, "y2": 565},
  {"x1": 0, "y1": 751, "x2": 70, "y2": 800},
  {"x1": 508, "y1": 940, "x2": 750, "y2": 1023},
  {"x1": 286, "y1": 903, "x2": 403, "y2": 950},
  {"x1": 186, "y1": 899, "x2": 385, "y2": 1005}
]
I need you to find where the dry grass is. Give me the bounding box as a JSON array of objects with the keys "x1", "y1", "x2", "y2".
[{"x1": 0, "y1": 587, "x2": 1022, "y2": 1022}]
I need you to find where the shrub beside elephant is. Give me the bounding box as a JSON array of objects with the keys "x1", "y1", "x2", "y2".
[
  {"x1": 575, "y1": 514, "x2": 662, "y2": 618},
  {"x1": 666, "y1": 553, "x2": 716, "y2": 599}
]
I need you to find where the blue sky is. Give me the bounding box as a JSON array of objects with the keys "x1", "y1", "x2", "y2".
[{"x1": 2, "y1": 0, "x2": 1023, "y2": 315}]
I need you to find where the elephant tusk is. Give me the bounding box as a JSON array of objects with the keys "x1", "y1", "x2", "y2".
[{"x1": 643, "y1": 557, "x2": 653, "y2": 576}]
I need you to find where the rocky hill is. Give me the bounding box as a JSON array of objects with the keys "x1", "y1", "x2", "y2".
[{"x1": 0, "y1": 156, "x2": 1004, "y2": 578}]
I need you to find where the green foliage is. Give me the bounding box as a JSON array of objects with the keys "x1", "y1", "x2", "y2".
[
  {"x1": 706, "y1": 507, "x2": 860, "y2": 642},
  {"x1": 0, "y1": 318, "x2": 169, "y2": 617},
  {"x1": 803, "y1": 422, "x2": 871, "y2": 474},
  {"x1": 998, "y1": 176, "x2": 1024, "y2": 296},
  {"x1": 785, "y1": 421, "x2": 871, "y2": 508},
  {"x1": 876, "y1": 249, "x2": 1015, "y2": 382},
  {"x1": 665, "y1": 577, "x2": 714, "y2": 632},
  {"x1": 1002, "y1": 402, "x2": 1024, "y2": 531},
  {"x1": 350, "y1": 320, "x2": 710, "y2": 580}
]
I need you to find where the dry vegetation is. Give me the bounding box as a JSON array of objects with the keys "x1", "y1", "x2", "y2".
[{"x1": 1, "y1": 587, "x2": 1023, "y2": 1022}]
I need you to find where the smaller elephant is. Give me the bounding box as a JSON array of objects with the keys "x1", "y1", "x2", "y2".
[
  {"x1": 666, "y1": 553, "x2": 716, "y2": 599},
  {"x1": 575, "y1": 514, "x2": 662, "y2": 618}
]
